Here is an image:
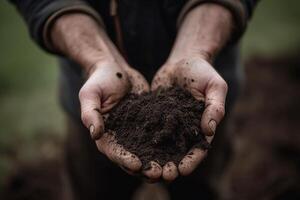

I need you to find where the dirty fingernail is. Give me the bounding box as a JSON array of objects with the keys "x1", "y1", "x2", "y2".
[
  {"x1": 208, "y1": 120, "x2": 216, "y2": 135},
  {"x1": 89, "y1": 125, "x2": 97, "y2": 139}
]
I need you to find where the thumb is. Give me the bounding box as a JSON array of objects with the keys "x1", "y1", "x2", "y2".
[
  {"x1": 201, "y1": 78, "x2": 228, "y2": 136},
  {"x1": 79, "y1": 83, "x2": 104, "y2": 140}
]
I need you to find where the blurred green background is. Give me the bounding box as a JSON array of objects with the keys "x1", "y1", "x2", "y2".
[{"x1": 0, "y1": 0, "x2": 300, "y2": 191}]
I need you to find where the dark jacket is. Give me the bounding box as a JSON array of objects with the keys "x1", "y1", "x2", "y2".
[{"x1": 10, "y1": 0, "x2": 258, "y2": 61}]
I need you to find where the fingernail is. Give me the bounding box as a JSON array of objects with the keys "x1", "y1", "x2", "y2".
[
  {"x1": 89, "y1": 125, "x2": 96, "y2": 139},
  {"x1": 208, "y1": 120, "x2": 216, "y2": 135}
]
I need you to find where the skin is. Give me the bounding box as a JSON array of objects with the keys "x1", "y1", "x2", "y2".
[
  {"x1": 50, "y1": 3, "x2": 233, "y2": 182},
  {"x1": 152, "y1": 3, "x2": 233, "y2": 179},
  {"x1": 51, "y1": 14, "x2": 149, "y2": 174}
]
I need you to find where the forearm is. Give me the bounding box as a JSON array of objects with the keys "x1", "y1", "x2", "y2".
[
  {"x1": 51, "y1": 13, "x2": 126, "y2": 73},
  {"x1": 169, "y1": 3, "x2": 233, "y2": 63}
]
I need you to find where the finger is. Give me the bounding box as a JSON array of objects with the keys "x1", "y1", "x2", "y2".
[
  {"x1": 79, "y1": 84, "x2": 104, "y2": 140},
  {"x1": 189, "y1": 88, "x2": 205, "y2": 102},
  {"x1": 162, "y1": 162, "x2": 178, "y2": 182},
  {"x1": 130, "y1": 75, "x2": 150, "y2": 94},
  {"x1": 142, "y1": 161, "x2": 162, "y2": 181},
  {"x1": 100, "y1": 96, "x2": 120, "y2": 114},
  {"x1": 96, "y1": 132, "x2": 142, "y2": 172},
  {"x1": 201, "y1": 78, "x2": 228, "y2": 136},
  {"x1": 178, "y1": 148, "x2": 207, "y2": 176},
  {"x1": 125, "y1": 68, "x2": 150, "y2": 94},
  {"x1": 102, "y1": 113, "x2": 110, "y2": 123},
  {"x1": 151, "y1": 68, "x2": 173, "y2": 91}
]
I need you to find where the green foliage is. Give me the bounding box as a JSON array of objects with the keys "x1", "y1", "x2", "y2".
[{"x1": 242, "y1": 0, "x2": 300, "y2": 57}]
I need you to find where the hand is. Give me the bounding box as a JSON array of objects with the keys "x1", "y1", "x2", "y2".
[
  {"x1": 80, "y1": 61, "x2": 171, "y2": 181},
  {"x1": 151, "y1": 56, "x2": 228, "y2": 178},
  {"x1": 148, "y1": 3, "x2": 232, "y2": 180},
  {"x1": 79, "y1": 60, "x2": 150, "y2": 173},
  {"x1": 49, "y1": 13, "x2": 154, "y2": 175}
]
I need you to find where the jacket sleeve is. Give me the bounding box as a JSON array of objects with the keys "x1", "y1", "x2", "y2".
[
  {"x1": 242, "y1": 0, "x2": 258, "y2": 18},
  {"x1": 177, "y1": 0, "x2": 260, "y2": 43},
  {"x1": 9, "y1": 0, "x2": 104, "y2": 53}
]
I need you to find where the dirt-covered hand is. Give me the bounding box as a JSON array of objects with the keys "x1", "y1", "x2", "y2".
[
  {"x1": 50, "y1": 13, "x2": 151, "y2": 176},
  {"x1": 151, "y1": 57, "x2": 228, "y2": 178},
  {"x1": 79, "y1": 60, "x2": 149, "y2": 172}
]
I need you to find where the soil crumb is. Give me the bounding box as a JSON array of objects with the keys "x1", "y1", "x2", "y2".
[
  {"x1": 116, "y1": 72, "x2": 123, "y2": 79},
  {"x1": 105, "y1": 86, "x2": 210, "y2": 167}
]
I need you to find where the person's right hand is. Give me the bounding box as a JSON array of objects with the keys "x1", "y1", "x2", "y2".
[
  {"x1": 79, "y1": 60, "x2": 150, "y2": 173},
  {"x1": 50, "y1": 13, "x2": 167, "y2": 181}
]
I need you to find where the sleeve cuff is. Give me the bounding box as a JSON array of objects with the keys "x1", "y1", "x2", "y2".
[
  {"x1": 177, "y1": 0, "x2": 248, "y2": 43},
  {"x1": 42, "y1": 3, "x2": 105, "y2": 53}
]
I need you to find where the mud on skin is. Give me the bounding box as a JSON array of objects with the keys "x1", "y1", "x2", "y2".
[{"x1": 105, "y1": 86, "x2": 210, "y2": 168}]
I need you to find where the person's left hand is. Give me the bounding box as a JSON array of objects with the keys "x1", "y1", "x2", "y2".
[{"x1": 151, "y1": 56, "x2": 228, "y2": 181}]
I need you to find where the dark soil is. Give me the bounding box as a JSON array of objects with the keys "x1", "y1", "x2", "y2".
[{"x1": 105, "y1": 86, "x2": 210, "y2": 167}]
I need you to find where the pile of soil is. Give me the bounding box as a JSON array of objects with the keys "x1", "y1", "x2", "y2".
[{"x1": 105, "y1": 86, "x2": 210, "y2": 167}]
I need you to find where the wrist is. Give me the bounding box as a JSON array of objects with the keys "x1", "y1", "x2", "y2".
[
  {"x1": 167, "y1": 47, "x2": 215, "y2": 65},
  {"x1": 50, "y1": 13, "x2": 117, "y2": 71},
  {"x1": 169, "y1": 3, "x2": 233, "y2": 63}
]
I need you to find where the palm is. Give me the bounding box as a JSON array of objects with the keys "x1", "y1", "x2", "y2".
[
  {"x1": 79, "y1": 61, "x2": 151, "y2": 174},
  {"x1": 151, "y1": 57, "x2": 228, "y2": 176}
]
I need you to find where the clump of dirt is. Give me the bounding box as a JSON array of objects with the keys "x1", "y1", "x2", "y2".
[{"x1": 105, "y1": 86, "x2": 210, "y2": 167}]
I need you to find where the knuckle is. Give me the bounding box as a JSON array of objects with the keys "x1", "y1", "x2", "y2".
[
  {"x1": 215, "y1": 104, "x2": 225, "y2": 118},
  {"x1": 81, "y1": 112, "x2": 91, "y2": 126},
  {"x1": 79, "y1": 84, "x2": 98, "y2": 100},
  {"x1": 216, "y1": 78, "x2": 228, "y2": 92},
  {"x1": 78, "y1": 86, "x2": 89, "y2": 100}
]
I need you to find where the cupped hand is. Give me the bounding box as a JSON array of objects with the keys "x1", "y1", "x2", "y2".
[
  {"x1": 151, "y1": 57, "x2": 228, "y2": 180},
  {"x1": 79, "y1": 60, "x2": 150, "y2": 173}
]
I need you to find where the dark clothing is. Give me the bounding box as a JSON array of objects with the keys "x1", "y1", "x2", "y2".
[
  {"x1": 9, "y1": 0, "x2": 258, "y2": 120},
  {"x1": 10, "y1": 0, "x2": 258, "y2": 51},
  {"x1": 9, "y1": 0, "x2": 258, "y2": 199}
]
